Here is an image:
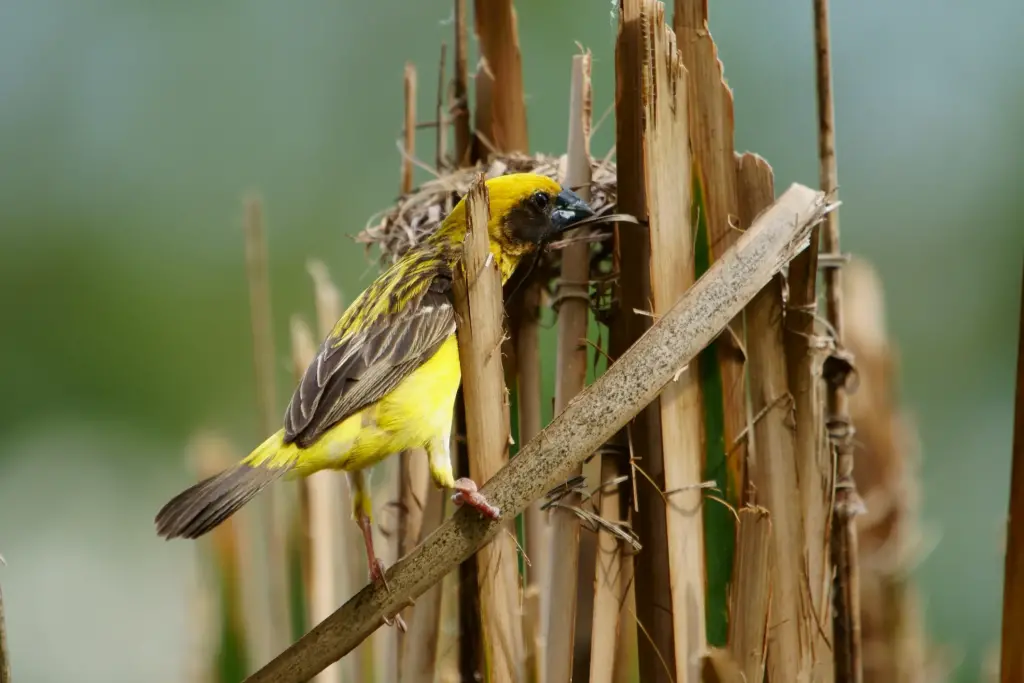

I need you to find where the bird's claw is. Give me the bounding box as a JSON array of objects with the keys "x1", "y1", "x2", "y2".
[
  {"x1": 369, "y1": 557, "x2": 390, "y2": 592},
  {"x1": 451, "y1": 477, "x2": 501, "y2": 520}
]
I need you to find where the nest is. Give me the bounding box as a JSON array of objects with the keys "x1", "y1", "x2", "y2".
[{"x1": 357, "y1": 152, "x2": 620, "y2": 266}]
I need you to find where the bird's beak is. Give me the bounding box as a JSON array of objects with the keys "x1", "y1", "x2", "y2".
[{"x1": 550, "y1": 188, "x2": 596, "y2": 234}]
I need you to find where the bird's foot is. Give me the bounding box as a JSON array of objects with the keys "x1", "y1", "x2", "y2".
[
  {"x1": 451, "y1": 477, "x2": 501, "y2": 520},
  {"x1": 369, "y1": 557, "x2": 390, "y2": 591}
]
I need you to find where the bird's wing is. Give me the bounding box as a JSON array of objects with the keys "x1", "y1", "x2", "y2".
[{"x1": 283, "y1": 273, "x2": 456, "y2": 448}]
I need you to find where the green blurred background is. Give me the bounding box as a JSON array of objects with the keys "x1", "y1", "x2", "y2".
[{"x1": 0, "y1": 0, "x2": 1021, "y2": 681}]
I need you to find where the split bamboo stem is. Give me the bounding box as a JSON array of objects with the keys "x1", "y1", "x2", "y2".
[
  {"x1": 615, "y1": 1, "x2": 673, "y2": 678},
  {"x1": 737, "y1": 152, "x2": 816, "y2": 683},
  {"x1": 242, "y1": 181, "x2": 833, "y2": 683},
  {"x1": 638, "y1": 5, "x2": 707, "y2": 681},
  {"x1": 543, "y1": 51, "x2": 594, "y2": 683},
  {"x1": 673, "y1": 3, "x2": 747, "y2": 645},
  {"x1": 452, "y1": 177, "x2": 524, "y2": 683},
  {"x1": 472, "y1": 0, "x2": 527, "y2": 155},
  {"x1": 812, "y1": 1, "x2": 864, "y2": 680}
]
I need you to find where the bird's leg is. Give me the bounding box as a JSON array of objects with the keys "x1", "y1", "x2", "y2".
[
  {"x1": 356, "y1": 510, "x2": 388, "y2": 588},
  {"x1": 452, "y1": 477, "x2": 501, "y2": 520},
  {"x1": 348, "y1": 469, "x2": 407, "y2": 630}
]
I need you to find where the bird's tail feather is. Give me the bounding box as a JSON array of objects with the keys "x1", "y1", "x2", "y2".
[{"x1": 155, "y1": 430, "x2": 292, "y2": 539}]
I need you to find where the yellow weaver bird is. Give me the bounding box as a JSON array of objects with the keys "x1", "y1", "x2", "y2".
[{"x1": 155, "y1": 173, "x2": 595, "y2": 587}]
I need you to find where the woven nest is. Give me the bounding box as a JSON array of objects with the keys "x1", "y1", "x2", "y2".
[{"x1": 357, "y1": 152, "x2": 619, "y2": 267}]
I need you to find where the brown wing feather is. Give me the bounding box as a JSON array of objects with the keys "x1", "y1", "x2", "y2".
[{"x1": 283, "y1": 286, "x2": 455, "y2": 448}]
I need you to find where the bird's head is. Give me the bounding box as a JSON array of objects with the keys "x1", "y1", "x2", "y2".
[{"x1": 435, "y1": 173, "x2": 596, "y2": 280}]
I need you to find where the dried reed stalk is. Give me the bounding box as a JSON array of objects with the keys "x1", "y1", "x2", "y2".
[
  {"x1": 675, "y1": 2, "x2": 749, "y2": 647},
  {"x1": 305, "y1": 260, "x2": 368, "y2": 683},
  {"x1": 0, "y1": 557, "x2": 9, "y2": 683},
  {"x1": 289, "y1": 315, "x2": 343, "y2": 683},
  {"x1": 402, "y1": 63, "x2": 417, "y2": 195},
  {"x1": 192, "y1": 433, "x2": 252, "y2": 683},
  {"x1": 640, "y1": 6, "x2": 709, "y2": 681},
  {"x1": 701, "y1": 649, "x2": 745, "y2": 683},
  {"x1": 1000, "y1": 262, "x2": 1024, "y2": 683},
  {"x1": 615, "y1": 1, "x2": 676, "y2": 678},
  {"x1": 673, "y1": 2, "x2": 747, "y2": 644},
  {"x1": 842, "y1": 259, "x2": 934, "y2": 683},
  {"x1": 397, "y1": 62, "x2": 430, "y2": 679},
  {"x1": 783, "y1": 67, "x2": 832, "y2": 683},
  {"x1": 812, "y1": 1, "x2": 863, "y2": 680},
  {"x1": 613, "y1": 536, "x2": 639, "y2": 683},
  {"x1": 737, "y1": 152, "x2": 816, "y2": 682},
  {"x1": 542, "y1": 51, "x2": 594, "y2": 683},
  {"x1": 452, "y1": 0, "x2": 471, "y2": 167},
  {"x1": 589, "y1": 455, "x2": 625, "y2": 683},
  {"x1": 242, "y1": 195, "x2": 291, "y2": 658},
  {"x1": 242, "y1": 182, "x2": 832, "y2": 683},
  {"x1": 472, "y1": 0, "x2": 528, "y2": 155},
  {"x1": 401, "y1": 488, "x2": 450, "y2": 683},
  {"x1": 726, "y1": 505, "x2": 772, "y2": 683},
  {"x1": 451, "y1": 177, "x2": 524, "y2": 683}
]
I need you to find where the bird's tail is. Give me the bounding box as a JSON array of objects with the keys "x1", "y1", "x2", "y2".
[{"x1": 155, "y1": 430, "x2": 293, "y2": 539}]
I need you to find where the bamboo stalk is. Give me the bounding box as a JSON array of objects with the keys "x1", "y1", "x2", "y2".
[
  {"x1": 812, "y1": 1, "x2": 863, "y2": 680},
  {"x1": 1000, "y1": 261, "x2": 1024, "y2": 683},
  {"x1": 242, "y1": 183, "x2": 833, "y2": 683},
  {"x1": 740, "y1": 151, "x2": 820, "y2": 683},
  {"x1": 638, "y1": 6, "x2": 709, "y2": 681},
  {"x1": 242, "y1": 195, "x2": 291, "y2": 659},
  {"x1": 543, "y1": 51, "x2": 594, "y2": 683},
  {"x1": 451, "y1": 177, "x2": 524, "y2": 683},
  {"x1": 615, "y1": 2, "x2": 674, "y2": 679},
  {"x1": 0, "y1": 556, "x2": 10, "y2": 683}
]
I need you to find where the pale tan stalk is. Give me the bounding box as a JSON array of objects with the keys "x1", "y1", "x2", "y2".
[
  {"x1": 305, "y1": 260, "x2": 366, "y2": 683},
  {"x1": 242, "y1": 195, "x2": 290, "y2": 658},
  {"x1": 451, "y1": 177, "x2": 524, "y2": 683},
  {"x1": 543, "y1": 51, "x2": 593, "y2": 683},
  {"x1": 242, "y1": 183, "x2": 833, "y2": 683},
  {"x1": 401, "y1": 486, "x2": 450, "y2": 683},
  {"x1": 588, "y1": 455, "x2": 624, "y2": 683},
  {"x1": 726, "y1": 505, "x2": 772, "y2": 683}
]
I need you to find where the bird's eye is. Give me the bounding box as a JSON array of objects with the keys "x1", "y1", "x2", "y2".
[{"x1": 530, "y1": 191, "x2": 550, "y2": 210}]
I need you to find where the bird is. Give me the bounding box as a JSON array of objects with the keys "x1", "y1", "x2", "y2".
[{"x1": 154, "y1": 172, "x2": 596, "y2": 593}]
